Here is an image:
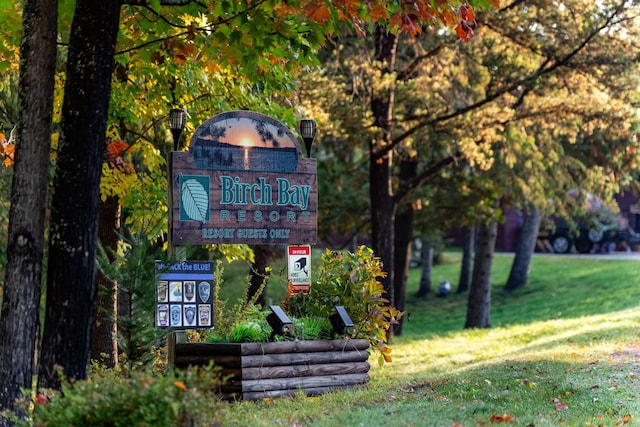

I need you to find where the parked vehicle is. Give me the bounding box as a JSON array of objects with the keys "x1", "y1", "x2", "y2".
[{"x1": 542, "y1": 216, "x2": 618, "y2": 254}]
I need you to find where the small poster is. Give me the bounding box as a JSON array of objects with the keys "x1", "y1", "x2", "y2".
[
  {"x1": 287, "y1": 245, "x2": 311, "y2": 294},
  {"x1": 184, "y1": 281, "x2": 196, "y2": 302},
  {"x1": 158, "y1": 281, "x2": 168, "y2": 302},
  {"x1": 169, "y1": 281, "x2": 183, "y2": 302},
  {"x1": 157, "y1": 304, "x2": 169, "y2": 327},
  {"x1": 198, "y1": 305, "x2": 212, "y2": 327},
  {"x1": 155, "y1": 261, "x2": 214, "y2": 330},
  {"x1": 170, "y1": 305, "x2": 182, "y2": 327},
  {"x1": 183, "y1": 305, "x2": 197, "y2": 327},
  {"x1": 198, "y1": 281, "x2": 211, "y2": 303}
]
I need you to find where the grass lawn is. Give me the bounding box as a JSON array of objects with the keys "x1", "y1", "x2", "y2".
[{"x1": 212, "y1": 252, "x2": 640, "y2": 426}]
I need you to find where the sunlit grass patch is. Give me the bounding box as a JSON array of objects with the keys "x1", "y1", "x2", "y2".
[{"x1": 213, "y1": 253, "x2": 640, "y2": 426}]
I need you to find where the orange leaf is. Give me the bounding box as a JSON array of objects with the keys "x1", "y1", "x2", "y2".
[
  {"x1": 105, "y1": 140, "x2": 130, "y2": 160},
  {"x1": 615, "y1": 414, "x2": 633, "y2": 425},
  {"x1": 303, "y1": 3, "x2": 331, "y2": 24},
  {"x1": 173, "y1": 380, "x2": 187, "y2": 391},
  {"x1": 369, "y1": 4, "x2": 388, "y2": 21},
  {"x1": 490, "y1": 413, "x2": 517, "y2": 423},
  {"x1": 455, "y1": 21, "x2": 474, "y2": 42},
  {"x1": 2, "y1": 144, "x2": 14, "y2": 167},
  {"x1": 460, "y1": 5, "x2": 475, "y2": 23},
  {"x1": 402, "y1": 14, "x2": 422, "y2": 36}
]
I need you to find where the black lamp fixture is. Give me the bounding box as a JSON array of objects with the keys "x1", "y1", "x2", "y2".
[
  {"x1": 298, "y1": 119, "x2": 317, "y2": 158},
  {"x1": 330, "y1": 305, "x2": 354, "y2": 336},
  {"x1": 169, "y1": 108, "x2": 187, "y2": 151},
  {"x1": 267, "y1": 305, "x2": 294, "y2": 340}
]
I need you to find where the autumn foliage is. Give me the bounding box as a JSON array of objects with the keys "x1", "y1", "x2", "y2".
[
  {"x1": 0, "y1": 132, "x2": 14, "y2": 167},
  {"x1": 302, "y1": 0, "x2": 492, "y2": 39}
]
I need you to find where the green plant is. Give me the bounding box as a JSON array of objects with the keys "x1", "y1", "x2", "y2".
[
  {"x1": 200, "y1": 247, "x2": 403, "y2": 362},
  {"x1": 292, "y1": 315, "x2": 333, "y2": 340},
  {"x1": 287, "y1": 246, "x2": 404, "y2": 365},
  {"x1": 200, "y1": 262, "x2": 270, "y2": 343},
  {"x1": 13, "y1": 364, "x2": 224, "y2": 427}
]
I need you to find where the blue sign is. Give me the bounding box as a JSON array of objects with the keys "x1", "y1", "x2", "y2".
[{"x1": 155, "y1": 261, "x2": 214, "y2": 330}]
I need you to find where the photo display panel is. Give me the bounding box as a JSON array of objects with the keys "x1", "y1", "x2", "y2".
[{"x1": 155, "y1": 261, "x2": 214, "y2": 330}]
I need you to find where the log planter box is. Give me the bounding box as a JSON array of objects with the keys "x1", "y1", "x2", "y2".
[{"x1": 174, "y1": 339, "x2": 371, "y2": 400}]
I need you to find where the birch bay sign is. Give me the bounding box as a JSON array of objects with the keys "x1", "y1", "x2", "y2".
[{"x1": 169, "y1": 110, "x2": 317, "y2": 245}]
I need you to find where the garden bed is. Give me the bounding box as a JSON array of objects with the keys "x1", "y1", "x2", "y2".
[{"x1": 174, "y1": 339, "x2": 371, "y2": 400}]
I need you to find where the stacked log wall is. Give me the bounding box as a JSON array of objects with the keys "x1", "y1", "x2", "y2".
[{"x1": 175, "y1": 339, "x2": 371, "y2": 400}]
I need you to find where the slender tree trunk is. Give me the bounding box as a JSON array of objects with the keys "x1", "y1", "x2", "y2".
[
  {"x1": 465, "y1": 219, "x2": 497, "y2": 329},
  {"x1": 90, "y1": 196, "x2": 121, "y2": 367},
  {"x1": 370, "y1": 26, "x2": 398, "y2": 307},
  {"x1": 392, "y1": 159, "x2": 416, "y2": 335},
  {"x1": 416, "y1": 241, "x2": 433, "y2": 297},
  {"x1": 247, "y1": 245, "x2": 276, "y2": 307},
  {"x1": 505, "y1": 207, "x2": 541, "y2": 292},
  {"x1": 38, "y1": 0, "x2": 121, "y2": 389},
  {"x1": 0, "y1": 0, "x2": 57, "y2": 419},
  {"x1": 457, "y1": 225, "x2": 475, "y2": 293},
  {"x1": 392, "y1": 209, "x2": 412, "y2": 334}
]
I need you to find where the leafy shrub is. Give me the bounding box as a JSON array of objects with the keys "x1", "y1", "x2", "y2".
[
  {"x1": 287, "y1": 246, "x2": 404, "y2": 365},
  {"x1": 199, "y1": 247, "x2": 403, "y2": 366},
  {"x1": 20, "y1": 365, "x2": 224, "y2": 427}
]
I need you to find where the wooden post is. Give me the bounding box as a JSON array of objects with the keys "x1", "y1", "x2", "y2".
[{"x1": 166, "y1": 151, "x2": 186, "y2": 366}]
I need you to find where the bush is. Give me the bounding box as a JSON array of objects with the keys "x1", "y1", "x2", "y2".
[
  {"x1": 21, "y1": 365, "x2": 224, "y2": 427},
  {"x1": 287, "y1": 246, "x2": 404, "y2": 365},
  {"x1": 199, "y1": 246, "x2": 403, "y2": 365}
]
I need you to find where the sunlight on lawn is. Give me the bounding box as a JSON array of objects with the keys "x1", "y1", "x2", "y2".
[{"x1": 372, "y1": 307, "x2": 640, "y2": 382}]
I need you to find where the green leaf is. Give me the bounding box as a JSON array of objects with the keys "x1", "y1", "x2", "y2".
[{"x1": 181, "y1": 179, "x2": 209, "y2": 222}]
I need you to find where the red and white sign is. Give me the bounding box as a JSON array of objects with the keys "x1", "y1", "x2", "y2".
[{"x1": 287, "y1": 245, "x2": 311, "y2": 294}]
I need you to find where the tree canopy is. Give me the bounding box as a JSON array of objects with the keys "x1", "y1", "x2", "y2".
[{"x1": 0, "y1": 0, "x2": 496, "y2": 417}]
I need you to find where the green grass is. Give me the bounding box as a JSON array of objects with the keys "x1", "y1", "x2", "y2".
[{"x1": 211, "y1": 252, "x2": 640, "y2": 426}]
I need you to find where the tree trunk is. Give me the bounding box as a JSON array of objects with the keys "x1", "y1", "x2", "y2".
[
  {"x1": 457, "y1": 225, "x2": 475, "y2": 293},
  {"x1": 392, "y1": 159, "x2": 416, "y2": 335},
  {"x1": 505, "y1": 207, "x2": 541, "y2": 292},
  {"x1": 38, "y1": 0, "x2": 121, "y2": 390},
  {"x1": 370, "y1": 26, "x2": 398, "y2": 307},
  {"x1": 90, "y1": 196, "x2": 121, "y2": 367},
  {"x1": 392, "y1": 207, "x2": 412, "y2": 335},
  {"x1": 464, "y1": 219, "x2": 497, "y2": 329},
  {"x1": 247, "y1": 245, "x2": 277, "y2": 307},
  {"x1": 0, "y1": 0, "x2": 57, "y2": 419},
  {"x1": 416, "y1": 241, "x2": 433, "y2": 297}
]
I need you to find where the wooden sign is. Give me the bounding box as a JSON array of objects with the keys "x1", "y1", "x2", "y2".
[{"x1": 169, "y1": 111, "x2": 317, "y2": 245}]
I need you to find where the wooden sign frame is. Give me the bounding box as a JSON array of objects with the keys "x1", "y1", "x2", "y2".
[{"x1": 169, "y1": 111, "x2": 317, "y2": 246}]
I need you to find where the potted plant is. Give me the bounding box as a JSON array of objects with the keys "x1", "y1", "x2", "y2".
[{"x1": 172, "y1": 246, "x2": 403, "y2": 400}]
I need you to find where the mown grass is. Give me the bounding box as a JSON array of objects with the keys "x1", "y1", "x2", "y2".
[{"x1": 212, "y1": 252, "x2": 640, "y2": 426}]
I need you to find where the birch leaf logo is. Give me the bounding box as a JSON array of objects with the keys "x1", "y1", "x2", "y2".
[{"x1": 181, "y1": 178, "x2": 209, "y2": 222}]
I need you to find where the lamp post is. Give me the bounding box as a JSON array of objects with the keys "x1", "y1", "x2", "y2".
[
  {"x1": 169, "y1": 108, "x2": 187, "y2": 151},
  {"x1": 298, "y1": 119, "x2": 316, "y2": 158}
]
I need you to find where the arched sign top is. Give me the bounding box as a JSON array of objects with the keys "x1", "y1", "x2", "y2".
[{"x1": 189, "y1": 110, "x2": 301, "y2": 173}]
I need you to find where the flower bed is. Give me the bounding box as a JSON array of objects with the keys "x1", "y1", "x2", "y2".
[{"x1": 174, "y1": 339, "x2": 370, "y2": 400}]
